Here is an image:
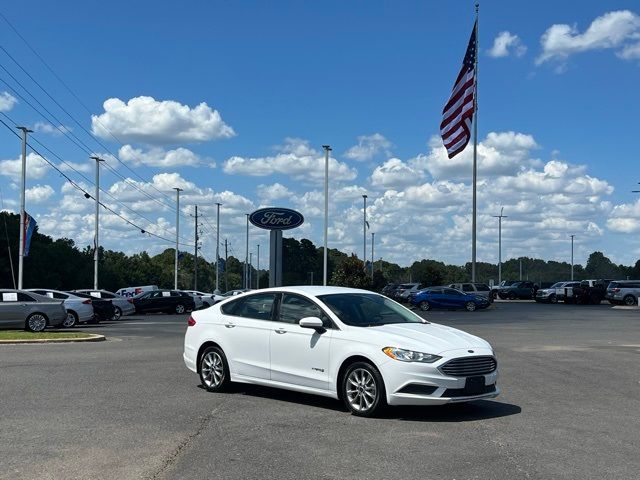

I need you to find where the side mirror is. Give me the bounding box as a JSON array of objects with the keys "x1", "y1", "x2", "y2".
[{"x1": 299, "y1": 316, "x2": 325, "y2": 332}]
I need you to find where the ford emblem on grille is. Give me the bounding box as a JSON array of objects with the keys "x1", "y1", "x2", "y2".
[{"x1": 249, "y1": 208, "x2": 304, "y2": 230}]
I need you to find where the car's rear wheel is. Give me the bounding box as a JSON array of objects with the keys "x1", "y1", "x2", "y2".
[
  {"x1": 111, "y1": 306, "x2": 122, "y2": 321},
  {"x1": 63, "y1": 311, "x2": 78, "y2": 328},
  {"x1": 623, "y1": 295, "x2": 636, "y2": 306},
  {"x1": 199, "y1": 346, "x2": 231, "y2": 392},
  {"x1": 342, "y1": 362, "x2": 386, "y2": 417},
  {"x1": 175, "y1": 303, "x2": 186, "y2": 314},
  {"x1": 465, "y1": 301, "x2": 477, "y2": 312},
  {"x1": 549, "y1": 294, "x2": 557, "y2": 304},
  {"x1": 25, "y1": 313, "x2": 47, "y2": 332},
  {"x1": 419, "y1": 301, "x2": 431, "y2": 311}
]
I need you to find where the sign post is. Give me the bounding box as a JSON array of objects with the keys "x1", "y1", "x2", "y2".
[{"x1": 249, "y1": 207, "x2": 304, "y2": 288}]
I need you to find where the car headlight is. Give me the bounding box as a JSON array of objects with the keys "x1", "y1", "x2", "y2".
[{"x1": 382, "y1": 347, "x2": 441, "y2": 363}]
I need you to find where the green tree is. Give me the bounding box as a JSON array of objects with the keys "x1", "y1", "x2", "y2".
[{"x1": 330, "y1": 254, "x2": 371, "y2": 289}]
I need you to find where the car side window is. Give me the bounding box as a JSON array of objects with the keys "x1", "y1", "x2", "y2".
[
  {"x1": 101, "y1": 292, "x2": 115, "y2": 298},
  {"x1": 462, "y1": 284, "x2": 474, "y2": 292},
  {"x1": 476, "y1": 284, "x2": 490, "y2": 291},
  {"x1": 231, "y1": 293, "x2": 277, "y2": 321},
  {"x1": 428, "y1": 288, "x2": 443, "y2": 294},
  {"x1": 17, "y1": 293, "x2": 36, "y2": 302},
  {"x1": 444, "y1": 288, "x2": 462, "y2": 296},
  {"x1": 279, "y1": 294, "x2": 330, "y2": 326},
  {"x1": 53, "y1": 292, "x2": 68, "y2": 299}
]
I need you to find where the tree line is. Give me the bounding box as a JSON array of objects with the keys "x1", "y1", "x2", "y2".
[{"x1": 1, "y1": 212, "x2": 638, "y2": 292}]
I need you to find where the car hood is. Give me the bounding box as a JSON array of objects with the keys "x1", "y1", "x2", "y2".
[{"x1": 361, "y1": 322, "x2": 492, "y2": 355}]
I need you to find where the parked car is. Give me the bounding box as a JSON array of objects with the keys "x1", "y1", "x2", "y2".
[
  {"x1": 409, "y1": 287, "x2": 490, "y2": 312},
  {"x1": 496, "y1": 281, "x2": 536, "y2": 300},
  {"x1": 448, "y1": 283, "x2": 493, "y2": 303},
  {"x1": 222, "y1": 289, "x2": 251, "y2": 298},
  {"x1": 381, "y1": 283, "x2": 399, "y2": 297},
  {"x1": 27, "y1": 289, "x2": 95, "y2": 327},
  {"x1": 567, "y1": 279, "x2": 611, "y2": 305},
  {"x1": 184, "y1": 290, "x2": 216, "y2": 308},
  {"x1": 534, "y1": 282, "x2": 570, "y2": 304},
  {"x1": 133, "y1": 289, "x2": 196, "y2": 314},
  {"x1": 74, "y1": 289, "x2": 135, "y2": 320},
  {"x1": 0, "y1": 289, "x2": 67, "y2": 332},
  {"x1": 115, "y1": 285, "x2": 158, "y2": 298},
  {"x1": 184, "y1": 286, "x2": 499, "y2": 417},
  {"x1": 490, "y1": 280, "x2": 518, "y2": 299},
  {"x1": 66, "y1": 291, "x2": 116, "y2": 321},
  {"x1": 395, "y1": 283, "x2": 422, "y2": 301},
  {"x1": 606, "y1": 280, "x2": 640, "y2": 306},
  {"x1": 181, "y1": 291, "x2": 204, "y2": 310}
]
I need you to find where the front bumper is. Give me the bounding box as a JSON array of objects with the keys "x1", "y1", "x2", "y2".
[{"x1": 380, "y1": 349, "x2": 499, "y2": 406}]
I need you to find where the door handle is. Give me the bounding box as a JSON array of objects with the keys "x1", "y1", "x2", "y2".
[
  {"x1": 275, "y1": 328, "x2": 287, "y2": 334},
  {"x1": 224, "y1": 323, "x2": 236, "y2": 328}
]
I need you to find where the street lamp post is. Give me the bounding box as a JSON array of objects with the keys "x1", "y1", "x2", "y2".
[
  {"x1": 492, "y1": 207, "x2": 507, "y2": 285},
  {"x1": 362, "y1": 194, "x2": 368, "y2": 264},
  {"x1": 256, "y1": 244, "x2": 260, "y2": 289},
  {"x1": 17, "y1": 126, "x2": 33, "y2": 290},
  {"x1": 90, "y1": 156, "x2": 105, "y2": 290},
  {"x1": 173, "y1": 188, "x2": 183, "y2": 290},
  {"x1": 371, "y1": 232, "x2": 375, "y2": 280},
  {"x1": 570, "y1": 234, "x2": 575, "y2": 280},
  {"x1": 322, "y1": 145, "x2": 331, "y2": 285},
  {"x1": 245, "y1": 213, "x2": 249, "y2": 289},
  {"x1": 215, "y1": 202, "x2": 221, "y2": 293}
]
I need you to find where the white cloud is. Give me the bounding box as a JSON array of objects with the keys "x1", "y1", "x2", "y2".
[
  {"x1": 59, "y1": 161, "x2": 93, "y2": 174},
  {"x1": 607, "y1": 199, "x2": 640, "y2": 233},
  {"x1": 370, "y1": 158, "x2": 424, "y2": 189},
  {"x1": 25, "y1": 184, "x2": 54, "y2": 204},
  {"x1": 0, "y1": 92, "x2": 17, "y2": 112},
  {"x1": 33, "y1": 122, "x2": 72, "y2": 136},
  {"x1": 537, "y1": 10, "x2": 640, "y2": 66},
  {"x1": 488, "y1": 31, "x2": 527, "y2": 58},
  {"x1": 119, "y1": 145, "x2": 202, "y2": 168},
  {"x1": 223, "y1": 138, "x2": 357, "y2": 184},
  {"x1": 91, "y1": 96, "x2": 235, "y2": 144},
  {"x1": 257, "y1": 183, "x2": 293, "y2": 203},
  {"x1": 344, "y1": 133, "x2": 392, "y2": 161},
  {"x1": 0, "y1": 152, "x2": 49, "y2": 181}
]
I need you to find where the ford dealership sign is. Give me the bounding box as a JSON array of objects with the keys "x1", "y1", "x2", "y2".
[{"x1": 249, "y1": 207, "x2": 304, "y2": 230}]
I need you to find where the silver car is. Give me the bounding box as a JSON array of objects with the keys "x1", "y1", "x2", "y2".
[
  {"x1": 74, "y1": 289, "x2": 136, "y2": 320},
  {"x1": 27, "y1": 289, "x2": 94, "y2": 327},
  {"x1": 181, "y1": 291, "x2": 204, "y2": 310},
  {"x1": 0, "y1": 289, "x2": 67, "y2": 332},
  {"x1": 606, "y1": 280, "x2": 640, "y2": 306}
]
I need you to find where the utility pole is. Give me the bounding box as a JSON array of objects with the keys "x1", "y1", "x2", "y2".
[
  {"x1": 570, "y1": 234, "x2": 575, "y2": 280},
  {"x1": 519, "y1": 258, "x2": 523, "y2": 281},
  {"x1": 245, "y1": 214, "x2": 249, "y2": 289},
  {"x1": 371, "y1": 232, "x2": 375, "y2": 280},
  {"x1": 215, "y1": 202, "x2": 221, "y2": 293},
  {"x1": 322, "y1": 145, "x2": 331, "y2": 285},
  {"x1": 173, "y1": 188, "x2": 183, "y2": 290},
  {"x1": 492, "y1": 207, "x2": 507, "y2": 285},
  {"x1": 362, "y1": 194, "x2": 368, "y2": 263},
  {"x1": 194, "y1": 205, "x2": 198, "y2": 290},
  {"x1": 17, "y1": 126, "x2": 32, "y2": 290},
  {"x1": 224, "y1": 239, "x2": 228, "y2": 292},
  {"x1": 90, "y1": 156, "x2": 104, "y2": 290},
  {"x1": 256, "y1": 244, "x2": 260, "y2": 289}
]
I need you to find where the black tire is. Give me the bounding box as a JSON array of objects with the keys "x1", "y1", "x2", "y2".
[
  {"x1": 342, "y1": 361, "x2": 387, "y2": 417},
  {"x1": 111, "y1": 306, "x2": 122, "y2": 321},
  {"x1": 25, "y1": 313, "x2": 47, "y2": 332},
  {"x1": 199, "y1": 346, "x2": 231, "y2": 392},
  {"x1": 623, "y1": 295, "x2": 637, "y2": 306},
  {"x1": 465, "y1": 301, "x2": 477, "y2": 312},
  {"x1": 508, "y1": 292, "x2": 517, "y2": 300},
  {"x1": 63, "y1": 311, "x2": 78, "y2": 328},
  {"x1": 549, "y1": 294, "x2": 557, "y2": 304},
  {"x1": 419, "y1": 301, "x2": 431, "y2": 311},
  {"x1": 175, "y1": 303, "x2": 186, "y2": 314}
]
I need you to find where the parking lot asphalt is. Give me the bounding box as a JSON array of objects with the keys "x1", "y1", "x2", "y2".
[{"x1": 0, "y1": 302, "x2": 639, "y2": 480}]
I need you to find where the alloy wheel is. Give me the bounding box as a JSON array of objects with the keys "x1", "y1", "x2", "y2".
[
  {"x1": 465, "y1": 301, "x2": 477, "y2": 312},
  {"x1": 63, "y1": 312, "x2": 77, "y2": 327},
  {"x1": 111, "y1": 307, "x2": 122, "y2": 321},
  {"x1": 345, "y1": 368, "x2": 377, "y2": 413},
  {"x1": 27, "y1": 314, "x2": 47, "y2": 332},
  {"x1": 419, "y1": 301, "x2": 430, "y2": 311},
  {"x1": 175, "y1": 304, "x2": 186, "y2": 314},
  {"x1": 623, "y1": 295, "x2": 636, "y2": 306},
  {"x1": 201, "y1": 351, "x2": 225, "y2": 388}
]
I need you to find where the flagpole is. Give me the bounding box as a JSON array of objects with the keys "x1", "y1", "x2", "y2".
[{"x1": 471, "y1": 2, "x2": 479, "y2": 282}]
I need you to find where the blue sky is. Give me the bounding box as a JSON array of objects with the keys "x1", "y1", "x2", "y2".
[{"x1": 1, "y1": 0, "x2": 639, "y2": 270}]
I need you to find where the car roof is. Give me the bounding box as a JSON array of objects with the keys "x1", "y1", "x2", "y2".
[{"x1": 240, "y1": 286, "x2": 375, "y2": 297}]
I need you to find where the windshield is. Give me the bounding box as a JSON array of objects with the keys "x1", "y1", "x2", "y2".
[
  {"x1": 550, "y1": 282, "x2": 564, "y2": 288},
  {"x1": 318, "y1": 293, "x2": 428, "y2": 327}
]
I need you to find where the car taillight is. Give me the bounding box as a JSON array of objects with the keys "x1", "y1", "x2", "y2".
[
  {"x1": 612, "y1": 288, "x2": 620, "y2": 293},
  {"x1": 82, "y1": 299, "x2": 92, "y2": 304},
  {"x1": 187, "y1": 316, "x2": 196, "y2": 327}
]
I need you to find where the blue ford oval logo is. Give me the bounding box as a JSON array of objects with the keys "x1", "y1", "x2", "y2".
[{"x1": 249, "y1": 207, "x2": 304, "y2": 230}]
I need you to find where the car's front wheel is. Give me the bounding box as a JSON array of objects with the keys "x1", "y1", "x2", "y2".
[
  {"x1": 342, "y1": 362, "x2": 386, "y2": 417},
  {"x1": 549, "y1": 294, "x2": 557, "y2": 304},
  {"x1": 465, "y1": 301, "x2": 477, "y2": 312},
  {"x1": 111, "y1": 306, "x2": 122, "y2": 321},
  {"x1": 419, "y1": 301, "x2": 431, "y2": 311},
  {"x1": 199, "y1": 346, "x2": 231, "y2": 392}
]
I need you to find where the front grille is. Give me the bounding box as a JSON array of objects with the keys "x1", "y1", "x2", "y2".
[
  {"x1": 439, "y1": 356, "x2": 497, "y2": 377},
  {"x1": 443, "y1": 384, "x2": 496, "y2": 398}
]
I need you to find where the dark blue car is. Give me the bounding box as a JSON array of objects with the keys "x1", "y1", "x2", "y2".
[{"x1": 408, "y1": 287, "x2": 489, "y2": 312}]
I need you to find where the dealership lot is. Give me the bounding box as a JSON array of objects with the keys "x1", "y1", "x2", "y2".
[{"x1": 1, "y1": 302, "x2": 639, "y2": 480}]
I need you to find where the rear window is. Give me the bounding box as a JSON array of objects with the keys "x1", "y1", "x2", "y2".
[{"x1": 222, "y1": 293, "x2": 276, "y2": 320}]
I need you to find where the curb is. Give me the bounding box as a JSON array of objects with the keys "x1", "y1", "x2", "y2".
[
  {"x1": 611, "y1": 305, "x2": 640, "y2": 310},
  {"x1": 0, "y1": 333, "x2": 106, "y2": 344}
]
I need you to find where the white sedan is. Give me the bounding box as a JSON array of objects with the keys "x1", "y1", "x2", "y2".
[{"x1": 183, "y1": 286, "x2": 499, "y2": 417}]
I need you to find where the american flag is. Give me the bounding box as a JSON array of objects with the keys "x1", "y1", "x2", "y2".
[{"x1": 440, "y1": 22, "x2": 477, "y2": 159}]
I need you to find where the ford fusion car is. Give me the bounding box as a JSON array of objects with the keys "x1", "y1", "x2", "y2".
[
  {"x1": 184, "y1": 286, "x2": 499, "y2": 417},
  {"x1": 409, "y1": 287, "x2": 490, "y2": 312}
]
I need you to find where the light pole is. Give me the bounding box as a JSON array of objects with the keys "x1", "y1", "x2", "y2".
[
  {"x1": 256, "y1": 244, "x2": 260, "y2": 289},
  {"x1": 570, "y1": 234, "x2": 575, "y2": 280},
  {"x1": 90, "y1": 156, "x2": 104, "y2": 290},
  {"x1": 17, "y1": 126, "x2": 32, "y2": 290},
  {"x1": 371, "y1": 232, "x2": 375, "y2": 280},
  {"x1": 322, "y1": 145, "x2": 331, "y2": 285},
  {"x1": 362, "y1": 194, "x2": 368, "y2": 263},
  {"x1": 245, "y1": 213, "x2": 249, "y2": 289},
  {"x1": 492, "y1": 207, "x2": 507, "y2": 285},
  {"x1": 173, "y1": 188, "x2": 183, "y2": 290},
  {"x1": 249, "y1": 252, "x2": 253, "y2": 290},
  {"x1": 215, "y1": 202, "x2": 221, "y2": 293}
]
